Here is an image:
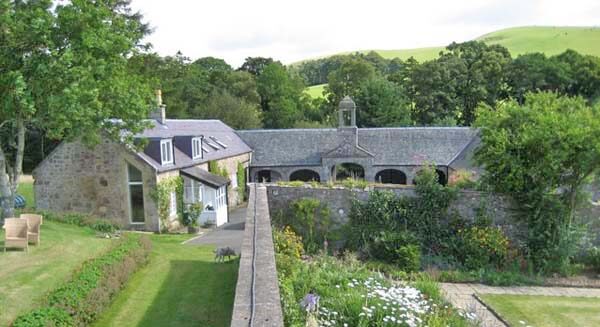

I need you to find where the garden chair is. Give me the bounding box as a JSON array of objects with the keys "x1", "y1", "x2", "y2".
[
  {"x1": 3, "y1": 218, "x2": 28, "y2": 252},
  {"x1": 20, "y1": 214, "x2": 43, "y2": 245}
]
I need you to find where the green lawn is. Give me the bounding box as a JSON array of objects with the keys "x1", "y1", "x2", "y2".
[
  {"x1": 17, "y1": 178, "x2": 35, "y2": 208},
  {"x1": 305, "y1": 84, "x2": 326, "y2": 99},
  {"x1": 480, "y1": 294, "x2": 600, "y2": 327},
  {"x1": 0, "y1": 221, "x2": 112, "y2": 325},
  {"x1": 93, "y1": 234, "x2": 239, "y2": 327}
]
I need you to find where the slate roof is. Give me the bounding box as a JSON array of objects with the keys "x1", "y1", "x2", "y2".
[
  {"x1": 181, "y1": 166, "x2": 229, "y2": 188},
  {"x1": 236, "y1": 127, "x2": 478, "y2": 167},
  {"x1": 135, "y1": 119, "x2": 252, "y2": 172}
]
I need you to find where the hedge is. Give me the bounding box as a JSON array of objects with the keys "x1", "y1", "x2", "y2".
[
  {"x1": 12, "y1": 234, "x2": 152, "y2": 327},
  {"x1": 19, "y1": 210, "x2": 122, "y2": 233}
]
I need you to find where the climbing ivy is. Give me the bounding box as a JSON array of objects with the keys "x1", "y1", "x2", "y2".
[
  {"x1": 209, "y1": 160, "x2": 229, "y2": 179},
  {"x1": 150, "y1": 176, "x2": 183, "y2": 233},
  {"x1": 237, "y1": 162, "x2": 246, "y2": 201}
]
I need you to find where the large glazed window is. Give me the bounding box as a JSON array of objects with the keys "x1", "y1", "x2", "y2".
[{"x1": 128, "y1": 164, "x2": 145, "y2": 223}]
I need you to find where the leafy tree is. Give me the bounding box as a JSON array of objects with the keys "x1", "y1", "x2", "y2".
[
  {"x1": 257, "y1": 62, "x2": 307, "y2": 128},
  {"x1": 354, "y1": 78, "x2": 412, "y2": 127},
  {"x1": 324, "y1": 57, "x2": 377, "y2": 107},
  {"x1": 239, "y1": 56, "x2": 275, "y2": 76},
  {"x1": 506, "y1": 53, "x2": 571, "y2": 102},
  {"x1": 0, "y1": 0, "x2": 153, "y2": 220},
  {"x1": 192, "y1": 90, "x2": 262, "y2": 129},
  {"x1": 475, "y1": 92, "x2": 600, "y2": 271}
]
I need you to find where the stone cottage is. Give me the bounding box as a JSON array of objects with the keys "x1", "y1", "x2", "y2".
[
  {"x1": 33, "y1": 92, "x2": 251, "y2": 231},
  {"x1": 237, "y1": 96, "x2": 480, "y2": 185}
]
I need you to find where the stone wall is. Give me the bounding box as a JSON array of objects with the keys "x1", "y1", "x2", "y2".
[
  {"x1": 33, "y1": 139, "x2": 161, "y2": 231},
  {"x1": 266, "y1": 184, "x2": 600, "y2": 244},
  {"x1": 267, "y1": 184, "x2": 526, "y2": 241},
  {"x1": 231, "y1": 184, "x2": 284, "y2": 327},
  {"x1": 213, "y1": 153, "x2": 251, "y2": 208}
]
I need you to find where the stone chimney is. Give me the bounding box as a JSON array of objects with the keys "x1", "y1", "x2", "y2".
[{"x1": 149, "y1": 89, "x2": 166, "y2": 124}]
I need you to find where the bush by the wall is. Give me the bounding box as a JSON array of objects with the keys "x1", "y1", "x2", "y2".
[
  {"x1": 369, "y1": 231, "x2": 421, "y2": 272},
  {"x1": 23, "y1": 210, "x2": 122, "y2": 233},
  {"x1": 13, "y1": 234, "x2": 152, "y2": 327},
  {"x1": 455, "y1": 226, "x2": 510, "y2": 270}
]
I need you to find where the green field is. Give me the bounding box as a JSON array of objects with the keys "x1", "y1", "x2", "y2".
[
  {"x1": 302, "y1": 26, "x2": 600, "y2": 98},
  {"x1": 306, "y1": 84, "x2": 326, "y2": 98},
  {"x1": 17, "y1": 177, "x2": 34, "y2": 208},
  {"x1": 94, "y1": 235, "x2": 238, "y2": 327},
  {"x1": 480, "y1": 294, "x2": 600, "y2": 327},
  {"x1": 334, "y1": 26, "x2": 600, "y2": 62},
  {"x1": 0, "y1": 221, "x2": 112, "y2": 325}
]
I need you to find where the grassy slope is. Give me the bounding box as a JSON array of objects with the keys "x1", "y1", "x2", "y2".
[
  {"x1": 0, "y1": 221, "x2": 112, "y2": 325},
  {"x1": 94, "y1": 234, "x2": 239, "y2": 327},
  {"x1": 303, "y1": 26, "x2": 600, "y2": 98},
  {"x1": 306, "y1": 84, "x2": 326, "y2": 99},
  {"x1": 480, "y1": 294, "x2": 600, "y2": 327}
]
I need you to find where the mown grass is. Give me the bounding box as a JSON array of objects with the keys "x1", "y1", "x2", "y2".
[
  {"x1": 480, "y1": 294, "x2": 600, "y2": 327},
  {"x1": 17, "y1": 178, "x2": 35, "y2": 208},
  {"x1": 0, "y1": 221, "x2": 112, "y2": 326},
  {"x1": 93, "y1": 234, "x2": 239, "y2": 327}
]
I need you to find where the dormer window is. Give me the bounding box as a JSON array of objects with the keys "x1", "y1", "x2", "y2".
[
  {"x1": 192, "y1": 137, "x2": 203, "y2": 160},
  {"x1": 160, "y1": 139, "x2": 173, "y2": 165}
]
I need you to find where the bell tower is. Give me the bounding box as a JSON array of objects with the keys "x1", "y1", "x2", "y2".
[{"x1": 338, "y1": 96, "x2": 356, "y2": 127}]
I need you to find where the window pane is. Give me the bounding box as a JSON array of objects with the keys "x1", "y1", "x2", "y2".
[
  {"x1": 128, "y1": 164, "x2": 142, "y2": 183},
  {"x1": 130, "y1": 184, "x2": 145, "y2": 223}
]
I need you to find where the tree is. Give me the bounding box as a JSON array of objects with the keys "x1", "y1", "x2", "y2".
[
  {"x1": 354, "y1": 78, "x2": 412, "y2": 127},
  {"x1": 324, "y1": 57, "x2": 377, "y2": 107},
  {"x1": 239, "y1": 57, "x2": 275, "y2": 77},
  {"x1": 506, "y1": 53, "x2": 571, "y2": 102},
  {"x1": 0, "y1": 0, "x2": 153, "y2": 221},
  {"x1": 191, "y1": 90, "x2": 262, "y2": 129},
  {"x1": 257, "y1": 63, "x2": 307, "y2": 128},
  {"x1": 474, "y1": 92, "x2": 600, "y2": 271}
]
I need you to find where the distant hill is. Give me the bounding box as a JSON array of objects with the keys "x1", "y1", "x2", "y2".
[{"x1": 301, "y1": 26, "x2": 600, "y2": 98}]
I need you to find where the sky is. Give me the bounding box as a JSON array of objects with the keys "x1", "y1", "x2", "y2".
[{"x1": 130, "y1": 0, "x2": 600, "y2": 67}]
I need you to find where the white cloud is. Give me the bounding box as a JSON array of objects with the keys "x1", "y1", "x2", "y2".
[{"x1": 130, "y1": 0, "x2": 600, "y2": 67}]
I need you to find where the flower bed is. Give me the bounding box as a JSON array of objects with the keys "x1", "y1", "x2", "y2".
[
  {"x1": 277, "y1": 252, "x2": 476, "y2": 327},
  {"x1": 12, "y1": 233, "x2": 152, "y2": 327}
]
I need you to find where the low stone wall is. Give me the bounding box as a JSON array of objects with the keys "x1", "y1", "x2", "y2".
[
  {"x1": 231, "y1": 184, "x2": 284, "y2": 327},
  {"x1": 268, "y1": 185, "x2": 521, "y2": 241},
  {"x1": 266, "y1": 184, "x2": 600, "y2": 244}
]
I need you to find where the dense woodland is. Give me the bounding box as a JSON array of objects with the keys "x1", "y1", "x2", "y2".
[{"x1": 130, "y1": 41, "x2": 600, "y2": 131}]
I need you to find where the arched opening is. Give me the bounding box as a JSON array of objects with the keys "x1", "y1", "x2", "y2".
[
  {"x1": 375, "y1": 169, "x2": 407, "y2": 185},
  {"x1": 332, "y1": 163, "x2": 365, "y2": 182},
  {"x1": 256, "y1": 169, "x2": 282, "y2": 183},
  {"x1": 289, "y1": 169, "x2": 320, "y2": 182},
  {"x1": 412, "y1": 168, "x2": 448, "y2": 186}
]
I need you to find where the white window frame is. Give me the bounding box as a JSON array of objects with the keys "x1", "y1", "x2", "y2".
[
  {"x1": 230, "y1": 173, "x2": 238, "y2": 188},
  {"x1": 216, "y1": 186, "x2": 226, "y2": 209},
  {"x1": 127, "y1": 164, "x2": 145, "y2": 224},
  {"x1": 192, "y1": 137, "x2": 203, "y2": 160},
  {"x1": 160, "y1": 139, "x2": 173, "y2": 165}
]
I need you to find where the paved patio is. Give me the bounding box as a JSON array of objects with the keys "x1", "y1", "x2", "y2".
[
  {"x1": 440, "y1": 283, "x2": 600, "y2": 327},
  {"x1": 185, "y1": 205, "x2": 246, "y2": 253}
]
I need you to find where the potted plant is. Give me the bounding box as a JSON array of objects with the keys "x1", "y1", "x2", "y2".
[{"x1": 184, "y1": 202, "x2": 203, "y2": 234}]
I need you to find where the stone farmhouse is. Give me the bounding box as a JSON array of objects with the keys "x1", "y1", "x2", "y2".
[
  {"x1": 34, "y1": 92, "x2": 251, "y2": 231},
  {"x1": 33, "y1": 95, "x2": 480, "y2": 232},
  {"x1": 238, "y1": 96, "x2": 479, "y2": 185}
]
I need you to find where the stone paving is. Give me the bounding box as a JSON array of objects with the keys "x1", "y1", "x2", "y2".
[
  {"x1": 440, "y1": 283, "x2": 600, "y2": 327},
  {"x1": 185, "y1": 205, "x2": 246, "y2": 253}
]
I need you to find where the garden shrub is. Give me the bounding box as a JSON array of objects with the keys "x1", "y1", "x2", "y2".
[
  {"x1": 13, "y1": 234, "x2": 152, "y2": 327},
  {"x1": 28, "y1": 210, "x2": 122, "y2": 233},
  {"x1": 584, "y1": 247, "x2": 600, "y2": 272},
  {"x1": 455, "y1": 226, "x2": 509, "y2": 270},
  {"x1": 280, "y1": 198, "x2": 331, "y2": 254},
  {"x1": 273, "y1": 226, "x2": 304, "y2": 260},
  {"x1": 447, "y1": 169, "x2": 477, "y2": 189},
  {"x1": 12, "y1": 307, "x2": 73, "y2": 327},
  {"x1": 370, "y1": 231, "x2": 421, "y2": 272}
]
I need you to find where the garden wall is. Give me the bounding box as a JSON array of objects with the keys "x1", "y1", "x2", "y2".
[
  {"x1": 266, "y1": 185, "x2": 600, "y2": 244},
  {"x1": 231, "y1": 184, "x2": 284, "y2": 327}
]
